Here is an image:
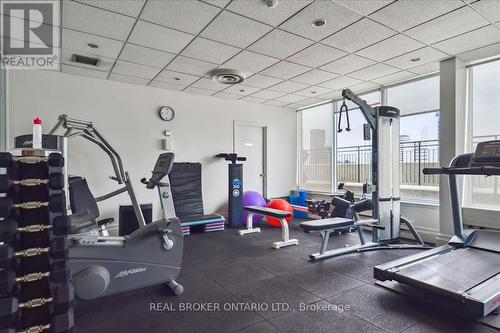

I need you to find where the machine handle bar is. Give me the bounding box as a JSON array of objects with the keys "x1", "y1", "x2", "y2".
[{"x1": 423, "y1": 166, "x2": 500, "y2": 176}]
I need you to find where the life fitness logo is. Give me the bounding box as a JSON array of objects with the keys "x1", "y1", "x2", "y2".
[{"x1": 232, "y1": 178, "x2": 241, "y2": 197}]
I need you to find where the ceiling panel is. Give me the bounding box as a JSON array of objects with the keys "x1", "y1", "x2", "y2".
[
  {"x1": 433, "y1": 25, "x2": 500, "y2": 55},
  {"x1": 223, "y1": 84, "x2": 262, "y2": 96},
  {"x1": 200, "y1": 11, "x2": 272, "y2": 48},
  {"x1": 62, "y1": 28, "x2": 123, "y2": 58},
  {"x1": 348, "y1": 81, "x2": 380, "y2": 94},
  {"x1": 320, "y1": 54, "x2": 375, "y2": 75},
  {"x1": 61, "y1": 48, "x2": 115, "y2": 72},
  {"x1": 251, "y1": 89, "x2": 288, "y2": 100},
  {"x1": 275, "y1": 94, "x2": 308, "y2": 103},
  {"x1": 287, "y1": 43, "x2": 347, "y2": 68},
  {"x1": 227, "y1": 0, "x2": 312, "y2": 26},
  {"x1": 1, "y1": 16, "x2": 60, "y2": 47},
  {"x1": 407, "y1": 62, "x2": 439, "y2": 75},
  {"x1": 298, "y1": 97, "x2": 323, "y2": 106},
  {"x1": 128, "y1": 20, "x2": 194, "y2": 54},
  {"x1": 213, "y1": 92, "x2": 242, "y2": 100},
  {"x1": 333, "y1": 0, "x2": 393, "y2": 15},
  {"x1": 318, "y1": 76, "x2": 363, "y2": 90},
  {"x1": 355, "y1": 34, "x2": 425, "y2": 62},
  {"x1": 183, "y1": 87, "x2": 216, "y2": 95},
  {"x1": 156, "y1": 70, "x2": 200, "y2": 86},
  {"x1": 264, "y1": 100, "x2": 289, "y2": 107},
  {"x1": 73, "y1": 0, "x2": 145, "y2": 17},
  {"x1": 166, "y1": 56, "x2": 217, "y2": 76},
  {"x1": 280, "y1": 1, "x2": 362, "y2": 41},
  {"x1": 191, "y1": 77, "x2": 229, "y2": 91},
  {"x1": 112, "y1": 60, "x2": 160, "y2": 79},
  {"x1": 240, "y1": 96, "x2": 267, "y2": 104},
  {"x1": 61, "y1": 64, "x2": 108, "y2": 79},
  {"x1": 470, "y1": 0, "x2": 500, "y2": 24},
  {"x1": 149, "y1": 80, "x2": 186, "y2": 91},
  {"x1": 242, "y1": 74, "x2": 283, "y2": 89},
  {"x1": 200, "y1": 0, "x2": 231, "y2": 8},
  {"x1": 108, "y1": 73, "x2": 149, "y2": 85},
  {"x1": 260, "y1": 61, "x2": 310, "y2": 79},
  {"x1": 369, "y1": 0, "x2": 465, "y2": 31},
  {"x1": 384, "y1": 47, "x2": 448, "y2": 70},
  {"x1": 248, "y1": 29, "x2": 314, "y2": 59},
  {"x1": 119, "y1": 43, "x2": 175, "y2": 68},
  {"x1": 348, "y1": 63, "x2": 399, "y2": 81},
  {"x1": 291, "y1": 69, "x2": 338, "y2": 85},
  {"x1": 371, "y1": 71, "x2": 417, "y2": 85},
  {"x1": 181, "y1": 37, "x2": 241, "y2": 65},
  {"x1": 458, "y1": 42, "x2": 500, "y2": 62},
  {"x1": 294, "y1": 86, "x2": 332, "y2": 98},
  {"x1": 141, "y1": 1, "x2": 220, "y2": 35},
  {"x1": 63, "y1": 1, "x2": 136, "y2": 41},
  {"x1": 316, "y1": 90, "x2": 342, "y2": 100},
  {"x1": 405, "y1": 6, "x2": 489, "y2": 45},
  {"x1": 321, "y1": 18, "x2": 397, "y2": 53},
  {"x1": 269, "y1": 80, "x2": 310, "y2": 93},
  {"x1": 222, "y1": 50, "x2": 279, "y2": 74}
]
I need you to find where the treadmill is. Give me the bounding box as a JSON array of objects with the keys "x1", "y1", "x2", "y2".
[{"x1": 375, "y1": 140, "x2": 500, "y2": 318}]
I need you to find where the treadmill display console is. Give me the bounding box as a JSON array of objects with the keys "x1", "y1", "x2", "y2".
[{"x1": 473, "y1": 140, "x2": 500, "y2": 163}]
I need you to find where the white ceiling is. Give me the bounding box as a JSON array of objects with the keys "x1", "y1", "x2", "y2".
[{"x1": 5, "y1": 0, "x2": 500, "y2": 109}]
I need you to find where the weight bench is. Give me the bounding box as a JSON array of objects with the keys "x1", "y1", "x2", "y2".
[
  {"x1": 300, "y1": 217, "x2": 378, "y2": 261},
  {"x1": 238, "y1": 206, "x2": 299, "y2": 249}
]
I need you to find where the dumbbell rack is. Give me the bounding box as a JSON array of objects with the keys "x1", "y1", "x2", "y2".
[{"x1": 0, "y1": 150, "x2": 74, "y2": 333}]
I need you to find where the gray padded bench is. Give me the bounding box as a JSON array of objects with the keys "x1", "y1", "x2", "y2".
[{"x1": 238, "y1": 206, "x2": 298, "y2": 249}]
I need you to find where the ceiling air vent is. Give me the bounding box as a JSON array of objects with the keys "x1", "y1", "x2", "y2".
[
  {"x1": 210, "y1": 69, "x2": 246, "y2": 84},
  {"x1": 71, "y1": 54, "x2": 99, "y2": 66}
]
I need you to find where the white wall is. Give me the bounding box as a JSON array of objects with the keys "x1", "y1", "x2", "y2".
[{"x1": 8, "y1": 70, "x2": 296, "y2": 221}]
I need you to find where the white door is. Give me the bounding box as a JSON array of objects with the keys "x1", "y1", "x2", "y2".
[{"x1": 234, "y1": 122, "x2": 266, "y2": 196}]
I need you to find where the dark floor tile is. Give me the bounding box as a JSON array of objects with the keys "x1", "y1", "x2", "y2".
[
  {"x1": 235, "y1": 321, "x2": 279, "y2": 333},
  {"x1": 403, "y1": 320, "x2": 496, "y2": 333},
  {"x1": 246, "y1": 252, "x2": 315, "y2": 276},
  {"x1": 269, "y1": 300, "x2": 385, "y2": 333},
  {"x1": 207, "y1": 260, "x2": 275, "y2": 287}
]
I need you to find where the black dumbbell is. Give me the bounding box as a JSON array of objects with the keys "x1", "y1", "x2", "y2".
[
  {"x1": 0, "y1": 193, "x2": 66, "y2": 218},
  {"x1": 0, "y1": 237, "x2": 70, "y2": 268},
  {"x1": 0, "y1": 173, "x2": 64, "y2": 193},
  {"x1": 0, "y1": 153, "x2": 12, "y2": 168},
  {"x1": 0, "y1": 260, "x2": 71, "y2": 295},
  {"x1": 48, "y1": 153, "x2": 64, "y2": 168},
  {"x1": 0, "y1": 310, "x2": 74, "y2": 333},
  {"x1": 0, "y1": 217, "x2": 71, "y2": 243},
  {"x1": 0, "y1": 283, "x2": 74, "y2": 328}
]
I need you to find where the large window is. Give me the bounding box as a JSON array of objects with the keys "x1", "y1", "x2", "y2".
[{"x1": 466, "y1": 59, "x2": 500, "y2": 210}]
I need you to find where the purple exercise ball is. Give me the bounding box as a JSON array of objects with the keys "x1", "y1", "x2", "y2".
[{"x1": 242, "y1": 191, "x2": 266, "y2": 226}]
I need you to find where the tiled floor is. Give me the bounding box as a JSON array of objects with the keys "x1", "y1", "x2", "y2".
[{"x1": 74, "y1": 222, "x2": 497, "y2": 333}]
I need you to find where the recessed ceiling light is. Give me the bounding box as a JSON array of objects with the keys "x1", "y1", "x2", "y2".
[
  {"x1": 87, "y1": 43, "x2": 99, "y2": 49},
  {"x1": 410, "y1": 57, "x2": 421, "y2": 62},
  {"x1": 312, "y1": 19, "x2": 326, "y2": 27},
  {"x1": 173, "y1": 77, "x2": 181, "y2": 81},
  {"x1": 311, "y1": 91, "x2": 317, "y2": 94},
  {"x1": 239, "y1": 89, "x2": 245, "y2": 92}
]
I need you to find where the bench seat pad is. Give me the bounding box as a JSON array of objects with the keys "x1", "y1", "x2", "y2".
[
  {"x1": 244, "y1": 206, "x2": 291, "y2": 219},
  {"x1": 300, "y1": 218, "x2": 354, "y2": 231}
]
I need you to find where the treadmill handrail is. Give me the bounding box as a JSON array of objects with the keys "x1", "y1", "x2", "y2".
[{"x1": 423, "y1": 166, "x2": 500, "y2": 176}]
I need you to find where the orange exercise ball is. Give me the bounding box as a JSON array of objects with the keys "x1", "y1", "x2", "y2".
[{"x1": 266, "y1": 199, "x2": 293, "y2": 228}]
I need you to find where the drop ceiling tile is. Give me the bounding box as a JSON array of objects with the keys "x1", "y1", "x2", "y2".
[
  {"x1": 149, "y1": 80, "x2": 186, "y2": 91},
  {"x1": 347, "y1": 63, "x2": 400, "y2": 80},
  {"x1": 287, "y1": 103, "x2": 305, "y2": 109},
  {"x1": 62, "y1": 1, "x2": 135, "y2": 41},
  {"x1": 405, "y1": 6, "x2": 489, "y2": 45},
  {"x1": 61, "y1": 48, "x2": 115, "y2": 72},
  {"x1": 181, "y1": 37, "x2": 240, "y2": 65},
  {"x1": 62, "y1": 28, "x2": 123, "y2": 58},
  {"x1": 191, "y1": 77, "x2": 229, "y2": 91},
  {"x1": 333, "y1": 0, "x2": 393, "y2": 15},
  {"x1": 119, "y1": 43, "x2": 175, "y2": 68},
  {"x1": 260, "y1": 61, "x2": 310, "y2": 80},
  {"x1": 112, "y1": 60, "x2": 161, "y2": 80},
  {"x1": 61, "y1": 64, "x2": 108, "y2": 79},
  {"x1": 251, "y1": 89, "x2": 288, "y2": 99},
  {"x1": 291, "y1": 69, "x2": 338, "y2": 85},
  {"x1": 320, "y1": 54, "x2": 375, "y2": 75},
  {"x1": 240, "y1": 96, "x2": 267, "y2": 104},
  {"x1": 275, "y1": 94, "x2": 308, "y2": 103},
  {"x1": 318, "y1": 76, "x2": 363, "y2": 90},
  {"x1": 470, "y1": 0, "x2": 500, "y2": 23},
  {"x1": 201, "y1": 0, "x2": 231, "y2": 8},
  {"x1": 213, "y1": 92, "x2": 242, "y2": 100},
  {"x1": 166, "y1": 56, "x2": 217, "y2": 76},
  {"x1": 432, "y1": 25, "x2": 500, "y2": 55},
  {"x1": 369, "y1": 0, "x2": 465, "y2": 31},
  {"x1": 248, "y1": 29, "x2": 314, "y2": 59},
  {"x1": 316, "y1": 90, "x2": 342, "y2": 100},
  {"x1": 222, "y1": 50, "x2": 279, "y2": 73},
  {"x1": 295, "y1": 86, "x2": 332, "y2": 98},
  {"x1": 227, "y1": 0, "x2": 311, "y2": 26},
  {"x1": 156, "y1": 70, "x2": 200, "y2": 86},
  {"x1": 371, "y1": 71, "x2": 417, "y2": 85},
  {"x1": 321, "y1": 18, "x2": 397, "y2": 53},
  {"x1": 348, "y1": 81, "x2": 381, "y2": 94},
  {"x1": 264, "y1": 100, "x2": 289, "y2": 107},
  {"x1": 74, "y1": 0, "x2": 145, "y2": 17},
  {"x1": 242, "y1": 74, "x2": 283, "y2": 89},
  {"x1": 129, "y1": 20, "x2": 194, "y2": 54},
  {"x1": 141, "y1": 1, "x2": 220, "y2": 35},
  {"x1": 458, "y1": 42, "x2": 500, "y2": 62},
  {"x1": 108, "y1": 73, "x2": 149, "y2": 85},
  {"x1": 200, "y1": 11, "x2": 272, "y2": 48},
  {"x1": 223, "y1": 84, "x2": 261, "y2": 96},
  {"x1": 184, "y1": 87, "x2": 216, "y2": 96},
  {"x1": 287, "y1": 43, "x2": 347, "y2": 68},
  {"x1": 384, "y1": 47, "x2": 448, "y2": 70},
  {"x1": 270, "y1": 80, "x2": 310, "y2": 93},
  {"x1": 280, "y1": 1, "x2": 362, "y2": 41},
  {"x1": 299, "y1": 97, "x2": 324, "y2": 106},
  {"x1": 407, "y1": 62, "x2": 440, "y2": 75},
  {"x1": 355, "y1": 34, "x2": 425, "y2": 62},
  {"x1": 0, "y1": 16, "x2": 59, "y2": 47}
]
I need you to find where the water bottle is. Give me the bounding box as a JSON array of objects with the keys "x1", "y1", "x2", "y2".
[{"x1": 33, "y1": 117, "x2": 42, "y2": 149}]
